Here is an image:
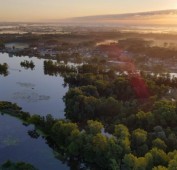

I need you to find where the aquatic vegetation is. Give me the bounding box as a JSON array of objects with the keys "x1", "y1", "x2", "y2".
[
  {"x1": 0, "y1": 63, "x2": 8, "y2": 76},
  {"x1": 20, "y1": 60, "x2": 35, "y2": 70},
  {"x1": 13, "y1": 91, "x2": 50, "y2": 103},
  {"x1": 1, "y1": 136, "x2": 20, "y2": 146},
  {"x1": 1, "y1": 160, "x2": 38, "y2": 170}
]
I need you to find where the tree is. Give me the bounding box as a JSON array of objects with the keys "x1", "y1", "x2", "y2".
[
  {"x1": 108, "y1": 159, "x2": 120, "y2": 170},
  {"x1": 123, "y1": 153, "x2": 137, "y2": 170},
  {"x1": 113, "y1": 77, "x2": 134, "y2": 100},
  {"x1": 131, "y1": 128, "x2": 148, "y2": 156},
  {"x1": 80, "y1": 85, "x2": 99, "y2": 97},
  {"x1": 152, "y1": 166, "x2": 168, "y2": 170},
  {"x1": 167, "y1": 133, "x2": 177, "y2": 151},
  {"x1": 135, "y1": 157, "x2": 147, "y2": 170},
  {"x1": 153, "y1": 100, "x2": 177, "y2": 127},
  {"x1": 168, "y1": 154, "x2": 177, "y2": 170},
  {"x1": 153, "y1": 126, "x2": 166, "y2": 140},
  {"x1": 64, "y1": 88, "x2": 99, "y2": 121},
  {"x1": 132, "y1": 128, "x2": 147, "y2": 146},
  {"x1": 145, "y1": 152, "x2": 153, "y2": 170},
  {"x1": 150, "y1": 148, "x2": 169, "y2": 167},
  {"x1": 51, "y1": 121, "x2": 79, "y2": 146},
  {"x1": 152, "y1": 138, "x2": 167, "y2": 151},
  {"x1": 123, "y1": 154, "x2": 148, "y2": 170},
  {"x1": 114, "y1": 124, "x2": 131, "y2": 154},
  {"x1": 92, "y1": 133, "x2": 108, "y2": 152},
  {"x1": 135, "y1": 111, "x2": 153, "y2": 129},
  {"x1": 67, "y1": 129, "x2": 83, "y2": 156},
  {"x1": 86, "y1": 120, "x2": 103, "y2": 135},
  {"x1": 107, "y1": 137, "x2": 122, "y2": 168},
  {"x1": 96, "y1": 97, "x2": 122, "y2": 118}
]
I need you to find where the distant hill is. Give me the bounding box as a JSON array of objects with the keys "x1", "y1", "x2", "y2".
[{"x1": 60, "y1": 9, "x2": 177, "y2": 26}]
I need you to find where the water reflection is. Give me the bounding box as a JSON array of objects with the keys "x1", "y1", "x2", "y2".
[
  {"x1": 5, "y1": 42, "x2": 29, "y2": 49},
  {"x1": 0, "y1": 53, "x2": 68, "y2": 118},
  {"x1": 0, "y1": 114, "x2": 69, "y2": 170},
  {"x1": 0, "y1": 63, "x2": 8, "y2": 76},
  {"x1": 20, "y1": 60, "x2": 35, "y2": 70}
]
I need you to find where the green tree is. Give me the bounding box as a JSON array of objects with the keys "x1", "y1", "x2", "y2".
[
  {"x1": 168, "y1": 154, "x2": 177, "y2": 170},
  {"x1": 152, "y1": 138, "x2": 167, "y2": 151},
  {"x1": 145, "y1": 152, "x2": 153, "y2": 170},
  {"x1": 153, "y1": 100, "x2": 177, "y2": 127},
  {"x1": 64, "y1": 88, "x2": 99, "y2": 121},
  {"x1": 114, "y1": 124, "x2": 131, "y2": 154},
  {"x1": 80, "y1": 85, "x2": 99, "y2": 97},
  {"x1": 150, "y1": 148, "x2": 169, "y2": 167},
  {"x1": 86, "y1": 120, "x2": 103, "y2": 135},
  {"x1": 135, "y1": 157, "x2": 147, "y2": 170},
  {"x1": 123, "y1": 153, "x2": 137, "y2": 170},
  {"x1": 152, "y1": 166, "x2": 168, "y2": 170},
  {"x1": 51, "y1": 121, "x2": 79, "y2": 146},
  {"x1": 135, "y1": 111, "x2": 153, "y2": 129},
  {"x1": 97, "y1": 97, "x2": 122, "y2": 118},
  {"x1": 131, "y1": 128, "x2": 148, "y2": 156}
]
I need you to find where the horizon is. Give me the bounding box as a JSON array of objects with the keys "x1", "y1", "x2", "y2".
[
  {"x1": 1, "y1": 0, "x2": 177, "y2": 22},
  {"x1": 0, "y1": 8, "x2": 177, "y2": 24}
]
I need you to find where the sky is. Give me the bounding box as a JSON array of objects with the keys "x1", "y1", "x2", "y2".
[{"x1": 0, "y1": 0, "x2": 177, "y2": 22}]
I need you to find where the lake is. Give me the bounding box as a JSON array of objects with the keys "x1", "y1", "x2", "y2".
[
  {"x1": 0, "y1": 53, "x2": 70, "y2": 169},
  {"x1": 0, "y1": 113, "x2": 69, "y2": 170},
  {"x1": 0, "y1": 53, "x2": 68, "y2": 118}
]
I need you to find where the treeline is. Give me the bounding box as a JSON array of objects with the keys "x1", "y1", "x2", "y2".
[
  {"x1": 118, "y1": 38, "x2": 177, "y2": 60},
  {"x1": 142, "y1": 72, "x2": 177, "y2": 88},
  {"x1": 44, "y1": 60, "x2": 77, "y2": 76},
  {"x1": 43, "y1": 59, "x2": 108, "y2": 77},
  {"x1": 2, "y1": 101, "x2": 177, "y2": 169},
  {"x1": 20, "y1": 60, "x2": 35, "y2": 70}
]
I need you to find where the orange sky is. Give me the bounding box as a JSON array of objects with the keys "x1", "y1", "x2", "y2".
[{"x1": 0, "y1": 0, "x2": 177, "y2": 21}]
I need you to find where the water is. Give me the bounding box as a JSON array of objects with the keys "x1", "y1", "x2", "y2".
[
  {"x1": 170, "y1": 73, "x2": 177, "y2": 78},
  {"x1": 0, "y1": 53, "x2": 68, "y2": 118},
  {"x1": 0, "y1": 113, "x2": 69, "y2": 170},
  {"x1": 0, "y1": 53, "x2": 70, "y2": 169},
  {"x1": 5, "y1": 42, "x2": 29, "y2": 49},
  {"x1": 96, "y1": 40, "x2": 118, "y2": 46}
]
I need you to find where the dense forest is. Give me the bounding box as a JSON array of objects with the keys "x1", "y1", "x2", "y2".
[{"x1": 1, "y1": 59, "x2": 177, "y2": 170}]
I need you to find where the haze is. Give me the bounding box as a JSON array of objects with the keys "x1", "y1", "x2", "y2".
[{"x1": 1, "y1": 0, "x2": 177, "y2": 22}]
